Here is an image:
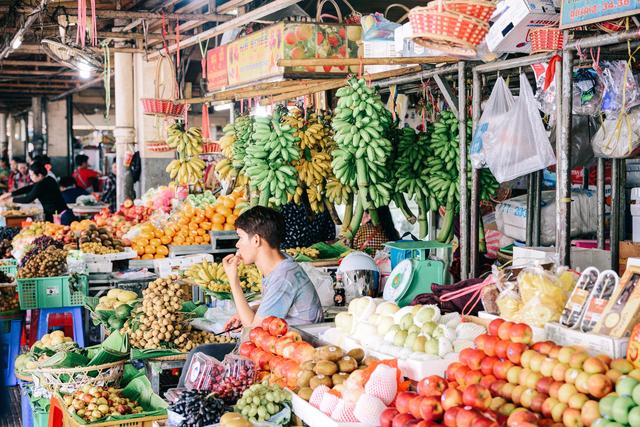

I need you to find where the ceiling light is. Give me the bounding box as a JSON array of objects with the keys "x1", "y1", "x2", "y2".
[
  {"x1": 214, "y1": 103, "x2": 233, "y2": 112},
  {"x1": 78, "y1": 59, "x2": 92, "y2": 79},
  {"x1": 10, "y1": 34, "x2": 23, "y2": 50}
]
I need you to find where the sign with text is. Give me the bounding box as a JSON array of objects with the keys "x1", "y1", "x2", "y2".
[
  {"x1": 561, "y1": 0, "x2": 640, "y2": 29},
  {"x1": 206, "y1": 44, "x2": 228, "y2": 92}
]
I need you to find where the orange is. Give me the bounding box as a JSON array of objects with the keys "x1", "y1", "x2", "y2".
[
  {"x1": 212, "y1": 223, "x2": 224, "y2": 231},
  {"x1": 190, "y1": 229, "x2": 199, "y2": 237},
  {"x1": 224, "y1": 223, "x2": 235, "y2": 231},
  {"x1": 164, "y1": 227, "x2": 175, "y2": 237},
  {"x1": 145, "y1": 245, "x2": 156, "y2": 255},
  {"x1": 185, "y1": 237, "x2": 194, "y2": 245},
  {"x1": 216, "y1": 206, "x2": 233, "y2": 217},
  {"x1": 154, "y1": 229, "x2": 164, "y2": 239},
  {"x1": 226, "y1": 215, "x2": 237, "y2": 226},
  {"x1": 202, "y1": 233, "x2": 211, "y2": 243},
  {"x1": 189, "y1": 222, "x2": 199, "y2": 231},
  {"x1": 161, "y1": 235, "x2": 172, "y2": 245},
  {"x1": 173, "y1": 235, "x2": 185, "y2": 245},
  {"x1": 138, "y1": 231, "x2": 154, "y2": 241},
  {"x1": 136, "y1": 238, "x2": 149, "y2": 247},
  {"x1": 212, "y1": 213, "x2": 226, "y2": 225},
  {"x1": 141, "y1": 254, "x2": 154, "y2": 260},
  {"x1": 222, "y1": 198, "x2": 235, "y2": 209},
  {"x1": 197, "y1": 228, "x2": 205, "y2": 236},
  {"x1": 194, "y1": 214, "x2": 205, "y2": 224},
  {"x1": 133, "y1": 245, "x2": 145, "y2": 256},
  {"x1": 200, "y1": 221, "x2": 212, "y2": 231},
  {"x1": 195, "y1": 236, "x2": 204, "y2": 244},
  {"x1": 150, "y1": 238, "x2": 161, "y2": 247},
  {"x1": 233, "y1": 207, "x2": 242, "y2": 216},
  {"x1": 205, "y1": 206, "x2": 215, "y2": 219},
  {"x1": 155, "y1": 254, "x2": 166, "y2": 259},
  {"x1": 156, "y1": 245, "x2": 169, "y2": 256}
]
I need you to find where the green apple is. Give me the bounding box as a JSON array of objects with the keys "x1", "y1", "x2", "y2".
[
  {"x1": 604, "y1": 422, "x2": 625, "y2": 427},
  {"x1": 617, "y1": 376, "x2": 639, "y2": 397},
  {"x1": 591, "y1": 419, "x2": 609, "y2": 427},
  {"x1": 629, "y1": 406, "x2": 640, "y2": 427},
  {"x1": 612, "y1": 396, "x2": 636, "y2": 424},
  {"x1": 633, "y1": 383, "x2": 640, "y2": 406},
  {"x1": 601, "y1": 395, "x2": 618, "y2": 419}
]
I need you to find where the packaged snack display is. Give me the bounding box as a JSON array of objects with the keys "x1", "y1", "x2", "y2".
[
  {"x1": 560, "y1": 267, "x2": 599, "y2": 328},
  {"x1": 579, "y1": 270, "x2": 620, "y2": 333},
  {"x1": 594, "y1": 266, "x2": 640, "y2": 338}
]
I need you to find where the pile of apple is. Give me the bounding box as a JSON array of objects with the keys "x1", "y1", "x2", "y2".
[
  {"x1": 593, "y1": 374, "x2": 640, "y2": 426},
  {"x1": 447, "y1": 318, "x2": 636, "y2": 427},
  {"x1": 238, "y1": 316, "x2": 315, "y2": 389}
]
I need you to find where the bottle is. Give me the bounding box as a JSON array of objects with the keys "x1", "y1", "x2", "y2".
[{"x1": 333, "y1": 282, "x2": 345, "y2": 307}]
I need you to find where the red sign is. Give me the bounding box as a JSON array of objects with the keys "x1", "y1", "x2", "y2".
[{"x1": 207, "y1": 45, "x2": 228, "y2": 92}]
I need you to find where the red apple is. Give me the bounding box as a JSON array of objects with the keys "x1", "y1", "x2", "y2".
[
  {"x1": 568, "y1": 393, "x2": 588, "y2": 410},
  {"x1": 587, "y1": 373, "x2": 612, "y2": 398},
  {"x1": 495, "y1": 340, "x2": 510, "y2": 359},
  {"x1": 381, "y1": 408, "x2": 400, "y2": 427},
  {"x1": 520, "y1": 388, "x2": 538, "y2": 409},
  {"x1": 471, "y1": 417, "x2": 498, "y2": 427},
  {"x1": 583, "y1": 356, "x2": 607, "y2": 374},
  {"x1": 261, "y1": 316, "x2": 278, "y2": 332},
  {"x1": 562, "y1": 408, "x2": 582, "y2": 427},
  {"x1": 281, "y1": 342, "x2": 298, "y2": 360},
  {"x1": 261, "y1": 334, "x2": 277, "y2": 353},
  {"x1": 569, "y1": 352, "x2": 589, "y2": 369},
  {"x1": 518, "y1": 368, "x2": 532, "y2": 386},
  {"x1": 463, "y1": 384, "x2": 492, "y2": 411},
  {"x1": 444, "y1": 407, "x2": 462, "y2": 427},
  {"x1": 284, "y1": 330, "x2": 302, "y2": 342},
  {"x1": 507, "y1": 409, "x2": 539, "y2": 427},
  {"x1": 392, "y1": 413, "x2": 417, "y2": 427},
  {"x1": 483, "y1": 335, "x2": 499, "y2": 357},
  {"x1": 535, "y1": 376, "x2": 554, "y2": 395},
  {"x1": 457, "y1": 407, "x2": 482, "y2": 427},
  {"x1": 551, "y1": 363, "x2": 569, "y2": 382},
  {"x1": 274, "y1": 337, "x2": 293, "y2": 356},
  {"x1": 524, "y1": 372, "x2": 542, "y2": 390},
  {"x1": 574, "y1": 371, "x2": 591, "y2": 394},
  {"x1": 580, "y1": 400, "x2": 600, "y2": 426},
  {"x1": 498, "y1": 321, "x2": 515, "y2": 341},
  {"x1": 511, "y1": 385, "x2": 526, "y2": 405},
  {"x1": 419, "y1": 396, "x2": 444, "y2": 421},
  {"x1": 291, "y1": 342, "x2": 315, "y2": 364},
  {"x1": 507, "y1": 342, "x2": 527, "y2": 365},
  {"x1": 479, "y1": 375, "x2": 497, "y2": 390},
  {"x1": 249, "y1": 326, "x2": 268, "y2": 345},
  {"x1": 267, "y1": 317, "x2": 288, "y2": 337},
  {"x1": 529, "y1": 353, "x2": 545, "y2": 373},
  {"x1": 409, "y1": 396, "x2": 425, "y2": 419},
  {"x1": 446, "y1": 362, "x2": 465, "y2": 381},
  {"x1": 481, "y1": 356, "x2": 499, "y2": 376},
  {"x1": 548, "y1": 345, "x2": 561, "y2": 359},
  {"x1": 510, "y1": 323, "x2": 533, "y2": 344},
  {"x1": 493, "y1": 360, "x2": 514, "y2": 380},
  {"x1": 596, "y1": 354, "x2": 612, "y2": 367},
  {"x1": 489, "y1": 379, "x2": 507, "y2": 397},
  {"x1": 531, "y1": 393, "x2": 547, "y2": 414},
  {"x1": 541, "y1": 397, "x2": 559, "y2": 418},
  {"x1": 474, "y1": 334, "x2": 489, "y2": 351},
  {"x1": 418, "y1": 375, "x2": 447, "y2": 397},
  {"x1": 441, "y1": 387, "x2": 463, "y2": 410},
  {"x1": 464, "y1": 370, "x2": 483, "y2": 386},
  {"x1": 455, "y1": 366, "x2": 471, "y2": 385},
  {"x1": 520, "y1": 350, "x2": 537, "y2": 369},
  {"x1": 488, "y1": 318, "x2": 505, "y2": 336},
  {"x1": 548, "y1": 381, "x2": 563, "y2": 399},
  {"x1": 460, "y1": 348, "x2": 486, "y2": 371},
  {"x1": 239, "y1": 341, "x2": 256, "y2": 357},
  {"x1": 396, "y1": 391, "x2": 418, "y2": 414},
  {"x1": 557, "y1": 346, "x2": 577, "y2": 364},
  {"x1": 532, "y1": 341, "x2": 555, "y2": 355},
  {"x1": 500, "y1": 383, "x2": 516, "y2": 400}
]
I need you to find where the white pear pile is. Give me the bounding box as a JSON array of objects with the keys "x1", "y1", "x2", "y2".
[{"x1": 332, "y1": 297, "x2": 486, "y2": 361}]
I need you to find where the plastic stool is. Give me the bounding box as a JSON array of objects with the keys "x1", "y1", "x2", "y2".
[
  {"x1": 1, "y1": 318, "x2": 22, "y2": 386},
  {"x1": 35, "y1": 307, "x2": 84, "y2": 347},
  {"x1": 47, "y1": 396, "x2": 64, "y2": 427}
]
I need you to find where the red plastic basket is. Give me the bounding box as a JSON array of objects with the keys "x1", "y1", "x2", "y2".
[
  {"x1": 530, "y1": 28, "x2": 564, "y2": 53},
  {"x1": 409, "y1": 8, "x2": 489, "y2": 55},
  {"x1": 145, "y1": 140, "x2": 173, "y2": 152},
  {"x1": 202, "y1": 141, "x2": 221, "y2": 153},
  {"x1": 140, "y1": 55, "x2": 187, "y2": 118},
  {"x1": 425, "y1": 0, "x2": 496, "y2": 22}
]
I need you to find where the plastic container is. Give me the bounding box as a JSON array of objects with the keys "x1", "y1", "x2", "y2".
[
  {"x1": 0, "y1": 258, "x2": 17, "y2": 277},
  {"x1": 0, "y1": 318, "x2": 22, "y2": 386},
  {"x1": 17, "y1": 275, "x2": 88, "y2": 310}
]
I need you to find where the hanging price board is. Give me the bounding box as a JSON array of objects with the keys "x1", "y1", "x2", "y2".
[{"x1": 560, "y1": 0, "x2": 640, "y2": 29}]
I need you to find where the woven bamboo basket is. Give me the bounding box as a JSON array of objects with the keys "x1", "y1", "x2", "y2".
[
  {"x1": 530, "y1": 27, "x2": 563, "y2": 53},
  {"x1": 25, "y1": 360, "x2": 125, "y2": 395},
  {"x1": 424, "y1": 0, "x2": 496, "y2": 21},
  {"x1": 145, "y1": 140, "x2": 173, "y2": 153}
]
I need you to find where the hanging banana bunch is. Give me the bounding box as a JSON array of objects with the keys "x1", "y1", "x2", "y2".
[
  {"x1": 165, "y1": 124, "x2": 206, "y2": 186},
  {"x1": 245, "y1": 111, "x2": 300, "y2": 207},
  {"x1": 332, "y1": 77, "x2": 394, "y2": 239},
  {"x1": 215, "y1": 116, "x2": 252, "y2": 188}
]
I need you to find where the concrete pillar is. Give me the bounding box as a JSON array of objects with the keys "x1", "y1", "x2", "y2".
[
  {"x1": 114, "y1": 52, "x2": 136, "y2": 204},
  {"x1": 46, "y1": 99, "x2": 70, "y2": 176},
  {"x1": 0, "y1": 113, "x2": 6, "y2": 157},
  {"x1": 133, "y1": 53, "x2": 173, "y2": 193},
  {"x1": 32, "y1": 96, "x2": 44, "y2": 155},
  {"x1": 7, "y1": 115, "x2": 14, "y2": 160},
  {"x1": 16, "y1": 117, "x2": 26, "y2": 158}
]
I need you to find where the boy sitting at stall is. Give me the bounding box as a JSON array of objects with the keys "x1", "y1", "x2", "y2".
[{"x1": 223, "y1": 206, "x2": 323, "y2": 328}]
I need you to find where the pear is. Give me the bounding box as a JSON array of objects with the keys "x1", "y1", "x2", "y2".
[
  {"x1": 393, "y1": 330, "x2": 408, "y2": 347},
  {"x1": 421, "y1": 321, "x2": 438, "y2": 336},
  {"x1": 413, "y1": 335, "x2": 427, "y2": 353},
  {"x1": 407, "y1": 325, "x2": 420, "y2": 335},
  {"x1": 399, "y1": 314, "x2": 413, "y2": 330},
  {"x1": 425, "y1": 338, "x2": 439, "y2": 355},
  {"x1": 377, "y1": 316, "x2": 395, "y2": 336},
  {"x1": 404, "y1": 333, "x2": 418, "y2": 349}
]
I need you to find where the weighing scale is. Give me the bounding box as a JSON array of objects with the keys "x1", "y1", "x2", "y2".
[{"x1": 383, "y1": 257, "x2": 447, "y2": 307}]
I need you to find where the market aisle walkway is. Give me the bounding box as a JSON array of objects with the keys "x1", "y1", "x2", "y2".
[{"x1": 1, "y1": 388, "x2": 21, "y2": 427}]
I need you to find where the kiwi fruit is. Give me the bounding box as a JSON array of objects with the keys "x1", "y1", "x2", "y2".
[
  {"x1": 347, "y1": 348, "x2": 365, "y2": 363},
  {"x1": 297, "y1": 387, "x2": 313, "y2": 401},
  {"x1": 300, "y1": 360, "x2": 316, "y2": 371},
  {"x1": 337, "y1": 356, "x2": 358, "y2": 373},
  {"x1": 314, "y1": 360, "x2": 338, "y2": 376},
  {"x1": 309, "y1": 374, "x2": 333, "y2": 389},
  {"x1": 297, "y1": 370, "x2": 315, "y2": 388},
  {"x1": 315, "y1": 345, "x2": 344, "y2": 362},
  {"x1": 362, "y1": 356, "x2": 377, "y2": 366},
  {"x1": 332, "y1": 373, "x2": 349, "y2": 385}
]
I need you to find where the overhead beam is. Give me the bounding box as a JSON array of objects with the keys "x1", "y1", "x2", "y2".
[
  {"x1": 433, "y1": 74, "x2": 459, "y2": 119},
  {"x1": 278, "y1": 57, "x2": 458, "y2": 66},
  {"x1": 150, "y1": 0, "x2": 302, "y2": 58},
  {"x1": 0, "y1": 69, "x2": 80, "y2": 76},
  {"x1": 0, "y1": 60, "x2": 64, "y2": 67},
  {"x1": 13, "y1": 7, "x2": 234, "y2": 21},
  {"x1": 50, "y1": 75, "x2": 104, "y2": 100},
  {"x1": 1, "y1": 83, "x2": 73, "y2": 89},
  {"x1": 0, "y1": 0, "x2": 50, "y2": 60},
  {"x1": 13, "y1": 44, "x2": 144, "y2": 54}
]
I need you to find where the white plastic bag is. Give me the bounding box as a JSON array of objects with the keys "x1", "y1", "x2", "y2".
[
  {"x1": 470, "y1": 76, "x2": 514, "y2": 169},
  {"x1": 300, "y1": 263, "x2": 335, "y2": 307},
  {"x1": 592, "y1": 106, "x2": 640, "y2": 158},
  {"x1": 485, "y1": 73, "x2": 556, "y2": 183}
]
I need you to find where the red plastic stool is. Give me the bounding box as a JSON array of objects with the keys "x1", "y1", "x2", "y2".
[{"x1": 48, "y1": 395, "x2": 64, "y2": 427}]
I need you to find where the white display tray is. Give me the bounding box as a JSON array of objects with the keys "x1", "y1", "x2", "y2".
[
  {"x1": 290, "y1": 391, "x2": 368, "y2": 427},
  {"x1": 79, "y1": 247, "x2": 137, "y2": 262},
  {"x1": 545, "y1": 322, "x2": 629, "y2": 358}
]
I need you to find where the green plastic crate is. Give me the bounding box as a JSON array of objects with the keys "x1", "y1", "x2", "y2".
[
  {"x1": 17, "y1": 275, "x2": 88, "y2": 310},
  {"x1": 0, "y1": 259, "x2": 17, "y2": 277}
]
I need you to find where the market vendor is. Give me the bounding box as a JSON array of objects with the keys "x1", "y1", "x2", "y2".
[
  {"x1": 223, "y1": 206, "x2": 323, "y2": 329},
  {"x1": 0, "y1": 162, "x2": 76, "y2": 225}
]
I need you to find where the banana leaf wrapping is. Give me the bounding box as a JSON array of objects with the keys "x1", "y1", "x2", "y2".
[
  {"x1": 130, "y1": 348, "x2": 186, "y2": 361},
  {"x1": 86, "y1": 331, "x2": 129, "y2": 366}
]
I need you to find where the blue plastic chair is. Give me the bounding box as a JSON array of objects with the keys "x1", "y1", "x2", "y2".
[
  {"x1": 1, "y1": 318, "x2": 22, "y2": 387},
  {"x1": 35, "y1": 307, "x2": 84, "y2": 348}
]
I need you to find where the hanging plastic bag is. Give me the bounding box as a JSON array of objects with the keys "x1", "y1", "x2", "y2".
[
  {"x1": 484, "y1": 73, "x2": 557, "y2": 183},
  {"x1": 573, "y1": 68, "x2": 603, "y2": 116},
  {"x1": 600, "y1": 60, "x2": 640, "y2": 117},
  {"x1": 592, "y1": 106, "x2": 640, "y2": 158},
  {"x1": 470, "y1": 76, "x2": 514, "y2": 169}
]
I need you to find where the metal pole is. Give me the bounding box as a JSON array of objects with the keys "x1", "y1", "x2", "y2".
[
  {"x1": 66, "y1": 95, "x2": 73, "y2": 175},
  {"x1": 473, "y1": 52, "x2": 557, "y2": 74},
  {"x1": 565, "y1": 29, "x2": 640, "y2": 50},
  {"x1": 533, "y1": 170, "x2": 542, "y2": 246},
  {"x1": 557, "y1": 47, "x2": 572, "y2": 266},
  {"x1": 458, "y1": 61, "x2": 469, "y2": 280},
  {"x1": 597, "y1": 158, "x2": 606, "y2": 249},
  {"x1": 526, "y1": 174, "x2": 534, "y2": 246},
  {"x1": 611, "y1": 159, "x2": 621, "y2": 271},
  {"x1": 621, "y1": 159, "x2": 627, "y2": 241},
  {"x1": 470, "y1": 70, "x2": 481, "y2": 278},
  {"x1": 375, "y1": 64, "x2": 459, "y2": 88}
]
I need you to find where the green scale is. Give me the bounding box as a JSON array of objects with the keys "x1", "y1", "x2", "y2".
[{"x1": 382, "y1": 241, "x2": 452, "y2": 307}]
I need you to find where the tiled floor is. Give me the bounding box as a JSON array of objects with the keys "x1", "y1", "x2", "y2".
[{"x1": 0, "y1": 387, "x2": 21, "y2": 427}]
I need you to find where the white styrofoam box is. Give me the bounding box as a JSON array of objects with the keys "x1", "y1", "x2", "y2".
[
  {"x1": 632, "y1": 204, "x2": 640, "y2": 242},
  {"x1": 393, "y1": 22, "x2": 449, "y2": 57},
  {"x1": 290, "y1": 392, "x2": 368, "y2": 427},
  {"x1": 478, "y1": 311, "x2": 547, "y2": 342},
  {"x1": 153, "y1": 253, "x2": 214, "y2": 278},
  {"x1": 363, "y1": 40, "x2": 402, "y2": 74},
  {"x1": 512, "y1": 246, "x2": 611, "y2": 271},
  {"x1": 545, "y1": 322, "x2": 629, "y2": 358},
  {"x1": 78, "y1": 247, "x2": 137, "y2": 262},
  {"x1": 486, "y1": 0, "x2": 559, "y2": 53}
]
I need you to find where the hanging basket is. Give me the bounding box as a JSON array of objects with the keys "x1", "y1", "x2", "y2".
[
  {"x1": 145, "y1": 140, "x2": 173, "y2": 152},
  {"x1": 530, "y1": 28, "x2": 564, "y2": 53},
  {"x1": 140, "y1": 55, "x2": 187, "y2": 117},
  {"x1": 409, "y1": 8, "x2": 489, "y2": 56},
  {"x1": 202, "y1": 140, "x2": 221, "y2": 154},
  {"x1": 424, "y1": 0, "x2": 496, "y2": 22}
]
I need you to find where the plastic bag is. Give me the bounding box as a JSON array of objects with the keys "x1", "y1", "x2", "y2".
[
  {"x1": 549, "y1": 115, "x2": 597, "y2": 168},
  {"x1": 516, "y1": 267, "x2": 576, "y2": 327},
  {"x1": 495, "y1": 282, "x2": 521, "y2": 320},
  {"x1": 484, "y1": 73, "x2": 557, "y2": 182},
  {"x1": 470, "y1": 76, "x2": 514, "y2": 169},
  {"x1": 573, "y1": 68, "x2": 603, "y2": 116},
  {"x1": 300, "y1": 263, "x2": 334, "y2": 307},
  {"x1": 592, "y1": 106, "x2": 640, "y2": 158},
  {"x1": 600, "y1": 60, "x2": 640, "y2": 117},
  {"x1": 360, "y1": 13, "x2": 399, "y2": 41}
]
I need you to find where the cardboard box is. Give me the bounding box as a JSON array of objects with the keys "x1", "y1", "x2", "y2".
[
  {"x1": 206, "y1": 22, "x2": 362, "y2": 91},
  {"x1": 593, "y1": 266, "x2": 640, "y2": 338},
  {"x1": 486, "y1": 0, "x2": 559, "y2": 53},
  {"x1": 619, "y1": 241, "x2": 640, "y2": 274},
  {"x1": 512, "y1": 246, "x2": 611, "y2": 271},
  {"x1": 363, "y1": 40, "x2": 402, "y2": 74},
  {"x1": 545, "y1": 322, "x2": 628, "y2": 358}
]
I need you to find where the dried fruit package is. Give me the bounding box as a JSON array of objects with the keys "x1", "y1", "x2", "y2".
[{"x1": 517, "y1": 267, "x2": 577, "y2": 327}]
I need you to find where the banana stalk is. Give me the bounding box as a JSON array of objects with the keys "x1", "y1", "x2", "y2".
[
  {"x1": 417, "y1": 197, "x2": 429, "y2": 240},
  {"x1": 324, "y1": 200, "x2": 342, "y2": 226},
  {"x1": 345, "y1": 192, "x2": 366, "y2": 240},
  {"x1": 437, "y1": 198, "x2": 456, "y2": 243},
  {"x1": 394, "y1": 193, "x2": 417, "y2": 225}
]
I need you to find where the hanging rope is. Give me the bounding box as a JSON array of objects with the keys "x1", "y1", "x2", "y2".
[
  {"x1": 102, "y1": 42, "x2": 111, "y2": 119},
  {"x1": 198, "y1": 39, "x2": 211, "y2": 139},
  {"x1": 90, "y1": 0, "x2": 97, "y2": 46},
  {"x1": 76, "y1": 0, "x2": 86, "y2": 47}
]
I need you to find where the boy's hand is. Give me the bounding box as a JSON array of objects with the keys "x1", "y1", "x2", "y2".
[
  {"x1": 224, "y1": 314, "x2": 242, "y2": 331},
  {"x1": 222, "y1": 254, "x2": 241, "y2": 287}
]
